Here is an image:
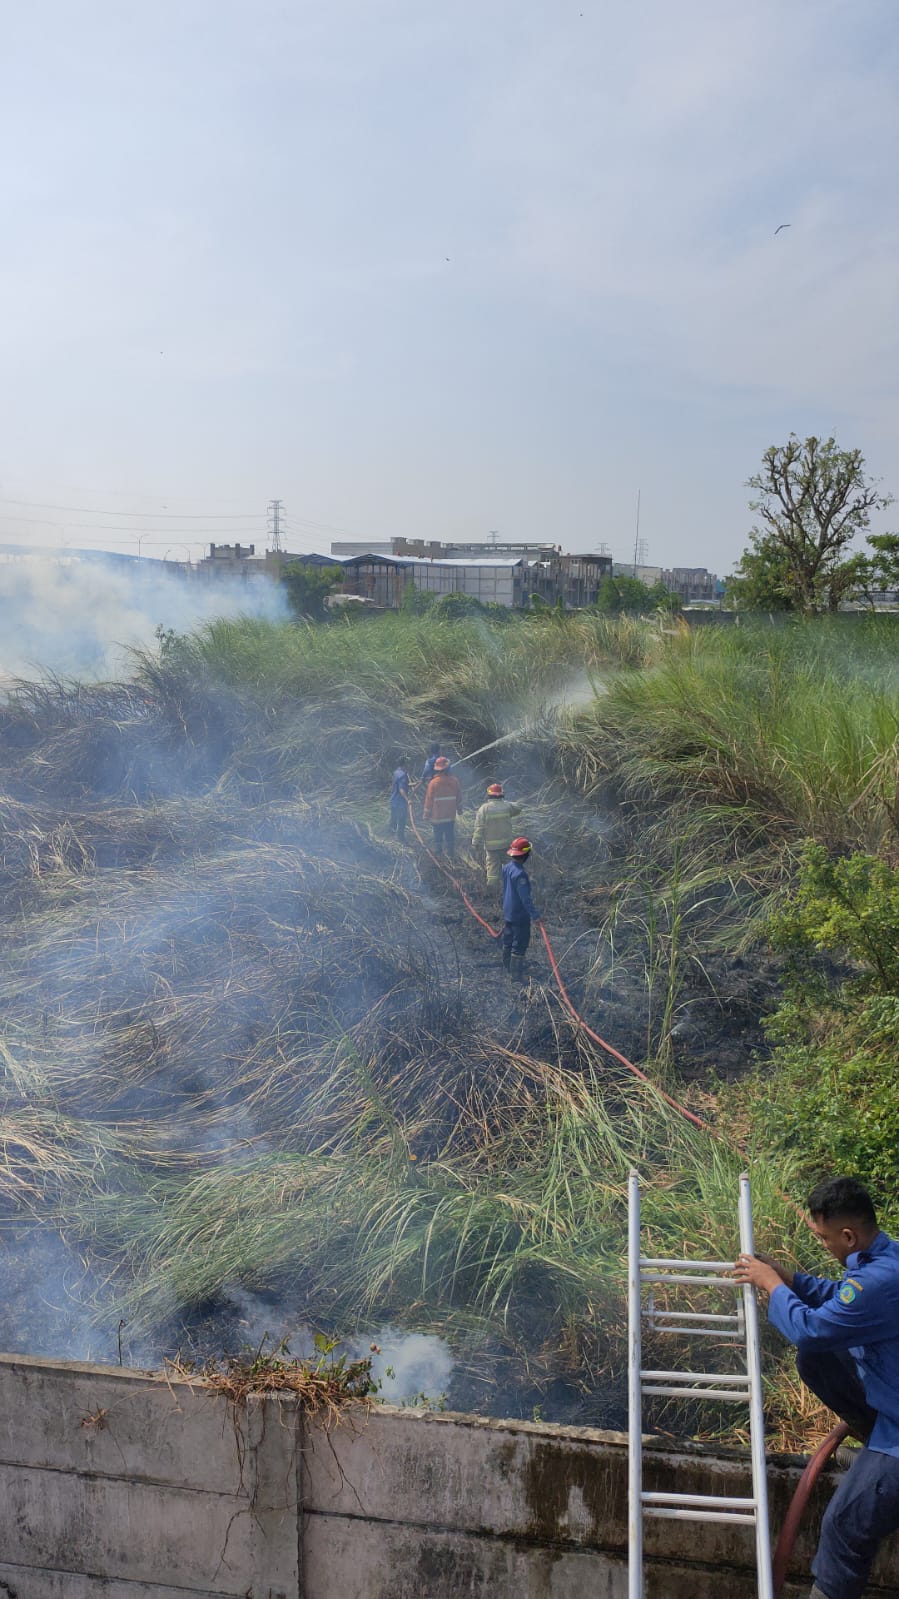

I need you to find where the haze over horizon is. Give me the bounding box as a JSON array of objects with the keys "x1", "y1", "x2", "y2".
[{"x1": 1, "y1": 0, "x2": 897, "y2": 574}]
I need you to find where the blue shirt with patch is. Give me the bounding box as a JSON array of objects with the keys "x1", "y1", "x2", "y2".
[
  {"x1": 768, "y1": 1230, "x2": 899, "y2": 1456},
  {"x1": 502, "y1": 859, "x2": 539, "y2": 923}
]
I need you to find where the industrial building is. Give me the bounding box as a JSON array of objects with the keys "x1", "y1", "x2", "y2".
[
  {"x1": 198, "y1": 538, "x2": 719, "y2": 611},
  {"x1": 339, "y1": 549, "x2": 613, "y2": 611},
  {"x1": 340, "y1": 553, "x2": 530, "y2": 609}
]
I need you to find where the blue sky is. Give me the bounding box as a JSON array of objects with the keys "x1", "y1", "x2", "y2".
[{"x1": 0, "y1": 0, "x2": 897, "y2": 570}]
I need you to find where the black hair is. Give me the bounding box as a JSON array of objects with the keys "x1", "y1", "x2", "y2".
[{"x1": 807, "y1": 1176, "x2": 877, "y2": 1228}]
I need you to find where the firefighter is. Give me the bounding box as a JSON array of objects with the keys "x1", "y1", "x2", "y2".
[
  {"x1": 389, "y1": 759, "x2": 411, "y2": 841},
  {"x1": 734, "y1": 1176, "x2": 899, "y2": 1599},
  {"x1": 420, "y1": 742, "x2": 442, "y2": 786},
  {"x1": 471, "y1": 782, "x2": 523, "y2": 886},
  {"x1": 423, "y1": 755, "x2": 463, "y2": 858},
  {"x1": 501, "y1": 837, "x2": 540, "y2": 981}
]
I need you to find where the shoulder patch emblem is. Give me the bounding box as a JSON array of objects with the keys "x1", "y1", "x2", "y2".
[{"x1": 839, "y1": 1282, "x2": 858, "y2": 1305}]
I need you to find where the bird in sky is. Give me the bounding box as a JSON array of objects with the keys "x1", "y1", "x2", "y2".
[{"x1": 774, "y1": 224, "x2": 791, "y2": 235}]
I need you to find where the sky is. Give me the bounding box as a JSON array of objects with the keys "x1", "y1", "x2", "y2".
[{"x1": 0, "y1": 0, "x2": 897, "y2": 574}]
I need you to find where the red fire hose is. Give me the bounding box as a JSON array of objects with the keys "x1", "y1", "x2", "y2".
[
  {"x1": 407, "y1": 799, "x2": 712, "y2": 1133},
  {"x1": 772, "y1": 1423, "x2": 850, "y2": 1595}
]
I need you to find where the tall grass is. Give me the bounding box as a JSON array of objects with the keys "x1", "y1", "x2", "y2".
[
  {"x1": 2, "y1": 610, "x2": 894, "y2": 1438},
  {"x1": 565, "y1": 620, "x2": 899, "y2": 851},
  {"x1": 557, "y1": 620, "x2": 899, "y2": 977}
]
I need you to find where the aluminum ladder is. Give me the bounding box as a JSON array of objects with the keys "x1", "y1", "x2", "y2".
[{"x1": 627, "y1": 1169, "x2": 773, "y2": 1598}]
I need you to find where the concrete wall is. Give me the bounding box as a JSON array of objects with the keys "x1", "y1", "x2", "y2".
[{"x1": 1, "y1": 1352, "x2": 899, "y2": 1598}]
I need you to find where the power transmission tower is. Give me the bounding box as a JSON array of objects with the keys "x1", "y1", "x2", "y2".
[{"x1": 267, "y1": 499, "x2": 283, "y2": 553}]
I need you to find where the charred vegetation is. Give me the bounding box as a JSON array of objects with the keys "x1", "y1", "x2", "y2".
[{"x1": 0, "y1": 611, "x2": 897, "y2": 1444}]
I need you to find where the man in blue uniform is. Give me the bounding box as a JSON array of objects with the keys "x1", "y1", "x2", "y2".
[
  {"x1": 734, "y1": 1177, "x2": 899, "y2": 1599},
  {"x1": 501, "y1": 837, "x2": 540, "y2": 982},
  {"x1": 420, "y1": 742, "x2": 441, "y2": 787},
  {"x1": 389, "y1": 759, "x2": 410, "y2": 841}
]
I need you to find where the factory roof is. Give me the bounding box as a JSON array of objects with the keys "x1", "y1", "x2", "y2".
[{"x1": 341, "y1": 553, "x2": 525, "y2": 569}]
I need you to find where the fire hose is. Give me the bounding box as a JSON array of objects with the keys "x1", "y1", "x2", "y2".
[
  {"x1": 405, "y1": 792, "x2": 834, "y2": 1585},
  {"x1": 771, "y1": 1423, "x2": 850, "y2": 1595},
  {"x1": 405, "y1": 796, "x2": 709, "y2": 1132}
]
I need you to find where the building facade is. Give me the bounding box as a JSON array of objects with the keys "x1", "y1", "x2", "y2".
[{"x1": 339, "y1": 550, "x2": 613, "y2": 610}]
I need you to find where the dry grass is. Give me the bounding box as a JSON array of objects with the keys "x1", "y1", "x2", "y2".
[{"x1": 167, "y1": 1336, "x2": 376, "y2": 1422}]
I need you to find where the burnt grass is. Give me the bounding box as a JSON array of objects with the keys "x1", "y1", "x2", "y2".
[{"x1": 0, "y1": 679, "x2": 784, "y2": 1425}]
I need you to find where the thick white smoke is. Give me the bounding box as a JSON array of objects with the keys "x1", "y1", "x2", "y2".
[{"x1": 0, "y1": 553, "x2": 289, "y2": 681}]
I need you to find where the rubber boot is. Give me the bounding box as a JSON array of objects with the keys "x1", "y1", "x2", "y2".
[
  {"x1": 501, "y1": 949, "x2": 511, "y2": 972},
  {"x1": 510, "y1": 956, "x2": 526, "y2": 984}
]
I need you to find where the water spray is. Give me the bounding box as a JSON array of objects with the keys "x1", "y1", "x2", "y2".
[
  {"x1": 449, "y1": 670, "x2": 605, "y2": 768},
  {"x1": 449, "y1": 725, "x2": 531, "y2": 768}
]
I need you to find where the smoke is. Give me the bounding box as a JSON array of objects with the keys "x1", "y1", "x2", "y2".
[
  {"x1": 217, "y1": 1289, "x2": 453, "y2": 1405},
  {"x1": 0, "y1": 553, "x2": 288, "y2": 681},
  {"x1": 0, "y1": 1230, "x2": 157, "y2": 1368}
]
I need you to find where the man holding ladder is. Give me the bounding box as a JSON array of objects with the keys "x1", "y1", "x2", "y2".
[{"x1": 735, "y1": 1176, "x2": 899, "y2": 1599}]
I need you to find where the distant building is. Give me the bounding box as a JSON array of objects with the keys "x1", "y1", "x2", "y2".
[
  {"x1": 330, "y1": 540, "x2": 394, "y2": 559},
  {"x1": 662, "y1": 567, "x2": 719, "y2": 605},
  {"x1": 392, "y1": 537, "x2": 560, "y2": 563},
  {"x1": 262, "y1": 550, "x2": 343, "y2": 580},
  {"x1": 203, "y1": 542, "x2": 257, "y2": 563},
  {"x1": 341, "y1": 554, "x2": 531, "y2": 609},
  {"x1": 196, "y1": 543, "x2": 269, "y2": 585},
  {"x1": 612, "y1": 563, "x2": 664, "y2": 586},
  {"x1": 340, "y1": 550, "x2": 613, "y2": 611}
]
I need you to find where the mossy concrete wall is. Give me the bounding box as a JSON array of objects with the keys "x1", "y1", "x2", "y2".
[{"x1": 1, "y1": 1352, "x2": 898, "y2": 1596}]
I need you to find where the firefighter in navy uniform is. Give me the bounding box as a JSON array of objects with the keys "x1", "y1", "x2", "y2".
[
  {"x1": 501, "y1": 837, "x2": 540, "y2": 982},
  {"x1": 388, "y1": 759, "x2": 411, "y2": 841},
  {"x1": 734, "y1": 1176, "x2": 899, "y2": 1599}
]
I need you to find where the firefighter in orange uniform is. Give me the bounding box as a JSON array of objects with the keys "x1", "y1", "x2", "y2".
[{"x1": 423, "y1": 756, "x2": 464, "y2": 859}]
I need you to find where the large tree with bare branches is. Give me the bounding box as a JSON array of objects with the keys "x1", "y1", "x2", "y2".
[{"x1": 727, "y1": 435, "x2": 892, "y2": 614}]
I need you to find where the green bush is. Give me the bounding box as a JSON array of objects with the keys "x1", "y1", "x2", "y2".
[{"x1": 738, "y1": 843, "x2": 899, "y2": 1223}]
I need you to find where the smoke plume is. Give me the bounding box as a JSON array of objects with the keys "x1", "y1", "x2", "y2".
[{"x1": 0, "y1": 553, "x2": 288, "y2": 681}]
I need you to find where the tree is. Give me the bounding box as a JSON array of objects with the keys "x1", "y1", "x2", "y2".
[
  {"x1": 647, "y1": 580, "x2": 681, "y2": 614},
  {"x1": 282, "y1": 564, "x2": 343, "y2": 620},
  {"x1": 731, "y1": 435, "x2": 892, "y2": 614},
  {"x1": 864, "y1": 533, "x2": 899, "y2": 601},
  {"x1": 594, "y1": 575, "x2": 678, "y2": 615},
  {"x1": 400, "y1": 581, "x2": 436, "y2": 615},
  {"x1": 725, "y1": 537, "x2": 798, "y2": 612}
]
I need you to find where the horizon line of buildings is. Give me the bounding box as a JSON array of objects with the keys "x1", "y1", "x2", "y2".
[{"x1": 200, "y1": 536, "x2": 722, "y2": 609}]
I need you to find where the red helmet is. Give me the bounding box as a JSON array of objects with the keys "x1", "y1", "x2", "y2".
[
  {"x1": 433, "y1": 755, "x2": 451, "y2": 771},
  {"x1": 486, "y1": 782, "x2": 504, "y2": 796},
  {"x1": 507, "y1": 837, "x2": 531, "y2": 857}
]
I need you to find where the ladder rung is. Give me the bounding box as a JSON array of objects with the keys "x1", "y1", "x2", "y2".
[
  {"x1": 640, "y1": 1370, "x2": 750, "y2": 1384},
  {"x1": 647, "y1": 1323, "x2": 743, "y2": 1340},
  {"x1": 640, "y1": 1271, "x2": 742, "y2": 1287},
  {"x1": 647, "y1": 1309, "x2": 740, "y2": 1324},
  {"x1": 645, "y1": 1506, "x2": 757, "y2": 1526},
  {"x1": 641, "y1": 1257, "x2": 734, "y2": 1271},
  {"x1": 643, "y1": 1492, "x2": 756, "y2": 1510},
  {"x1": 642, "y1": 1384, "x2": 750, "y2": 1401}
]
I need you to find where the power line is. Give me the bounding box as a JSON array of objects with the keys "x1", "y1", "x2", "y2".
[
  {"x1": 0, "y1": 515, "x2": 261, "y2": 534},
  {"x1": 0, "y1": 497, "x2": 261, "y2": 519}
]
